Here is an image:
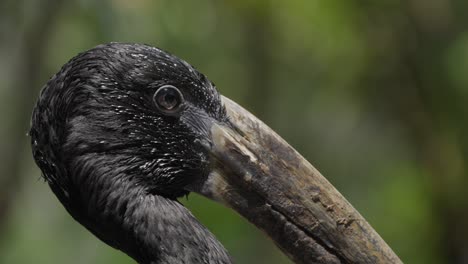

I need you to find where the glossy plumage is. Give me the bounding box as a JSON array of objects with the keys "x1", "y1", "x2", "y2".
[{"x1": 30, "y1": 43, "x2": 231, "y2": 264}]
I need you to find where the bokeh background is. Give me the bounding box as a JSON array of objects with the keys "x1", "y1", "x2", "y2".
[{"x1": 1, "y1": 0, "x2": 467, "y2": 263}]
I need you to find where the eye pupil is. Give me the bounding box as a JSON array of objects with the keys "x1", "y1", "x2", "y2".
[
  {"x1": 154, "y1": 85, "x2": 183, "y2": 113},
  {"x1": 160, "y1": 91, "x2": 176, "y2": 109}
]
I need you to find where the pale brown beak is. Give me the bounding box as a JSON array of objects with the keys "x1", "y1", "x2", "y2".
[{"x1": 196, "y1": 96, "x2": 401, "y2": 264}]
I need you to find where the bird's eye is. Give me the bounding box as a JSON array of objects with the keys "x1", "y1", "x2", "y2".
[{"x1": 153, "y1": 85, "x2": 184, "y2": 114}]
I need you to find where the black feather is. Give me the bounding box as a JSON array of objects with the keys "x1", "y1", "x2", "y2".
[{"x1": 30, "y1": 43, "x2": 231, "y2": 264}]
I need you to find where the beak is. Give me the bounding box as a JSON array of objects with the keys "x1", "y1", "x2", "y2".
[{"x1": 195, "y1": 96, "x2": 400, "y2": 264}]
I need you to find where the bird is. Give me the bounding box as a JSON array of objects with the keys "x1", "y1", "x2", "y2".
[{"x1": 30, "y1": 43, "x2": 401, "y2": 264}]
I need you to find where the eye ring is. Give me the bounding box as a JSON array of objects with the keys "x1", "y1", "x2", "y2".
[{"x1": 153, "y1": 85, "x2": 184, "y2": 114}]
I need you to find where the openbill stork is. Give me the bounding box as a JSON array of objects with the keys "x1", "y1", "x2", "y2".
[{"x1": 30, "y1": 43, "x2": 400, "y2": 264}]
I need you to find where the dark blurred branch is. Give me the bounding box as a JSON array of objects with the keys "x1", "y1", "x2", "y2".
[
  {"x1": 0, "y1": 0, "x2": 65, "y2": 234},
  {"x1": 358, "y1": 2, "x2": 467, "y2": 263},
  {"x1": 239, "y1": 2, "x2": 273, "y2": 116}
]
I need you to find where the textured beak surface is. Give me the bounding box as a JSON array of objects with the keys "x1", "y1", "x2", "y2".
[{"x1": 196, "y1": 96, "x2": 400, "y2": 264}]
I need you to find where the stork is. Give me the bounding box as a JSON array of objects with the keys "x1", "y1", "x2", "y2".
[{"x1": 30, "y1": 43, "x2": 400, "y2": 264}]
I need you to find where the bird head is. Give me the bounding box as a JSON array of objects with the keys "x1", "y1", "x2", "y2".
[{"x1": 32, "y1": 43, "x2": 231, "y2": 199}]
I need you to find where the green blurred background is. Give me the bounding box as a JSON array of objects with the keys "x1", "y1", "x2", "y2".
[{"x1": 1, "y1": 0, "x2": 467, "y2": 263}]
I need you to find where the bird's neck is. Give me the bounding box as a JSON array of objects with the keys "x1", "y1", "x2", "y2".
[{"x1": 65, "y1": 153, "x2": 232, "y2": 264}]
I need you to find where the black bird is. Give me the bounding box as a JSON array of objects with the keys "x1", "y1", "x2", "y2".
[{"x1": 30, "y1": 43, "x2": 400, "y2": 264}]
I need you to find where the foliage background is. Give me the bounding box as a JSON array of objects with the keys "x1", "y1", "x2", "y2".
[{"x1": 0, "y1": 0, "x2": 467, "y2": 263}]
